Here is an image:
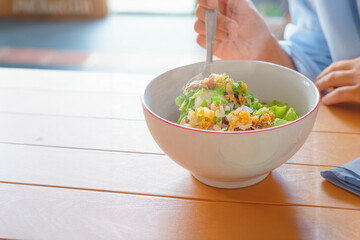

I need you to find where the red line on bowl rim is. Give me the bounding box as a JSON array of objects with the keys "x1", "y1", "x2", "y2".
[{"x1": 141, "y1": 60, "x2": 321, "y2": 135}]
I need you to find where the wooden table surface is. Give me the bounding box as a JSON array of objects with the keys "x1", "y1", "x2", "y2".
[{"x1": 0, "y1": 68, "x2": 359, "y2": 240}]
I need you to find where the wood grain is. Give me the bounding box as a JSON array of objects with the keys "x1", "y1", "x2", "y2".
[
  {"x1": 0, "y1": 113, "x2": 358, "y2": 166},
  {"x1": 313, "y1": 104, "x2": 360, "y2": 134},
  {"x1": 288, "y1": 131, "x2": 360, "y2": 166},
  {"x1": 1, "y1": 48, "x2": 360, "y2": 240},
  {"x1": 1, "y1": 144, "x2": 359, "y2": 210},
  {"x1": 0, "y1": 88, "x2": 144, "y2": 120},
  {"x1": 0, "y1": 67, "x2": 153, "y2": 93},
  {"x1": 0, "y1": 113, "x2": 162, "y2": 154},
  {"x1": 1, "y1": 183, "x2": 359, "y2": 240},
  {"x1": 1, "y1": 68, "x2": 359, "y2": 134}
]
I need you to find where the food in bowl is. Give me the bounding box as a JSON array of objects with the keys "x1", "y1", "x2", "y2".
[
  {"x1": 142, "y1": 60, "x2": 320, "y2": 189},
  {"x1": 176, "y1": 73, "x2": 298, "y2": 131}
]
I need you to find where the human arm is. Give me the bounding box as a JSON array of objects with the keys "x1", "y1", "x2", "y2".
[
  {"x1": 194, "y1": 0, "x2": 295, "y2": 69},
  {"x1": 279, "y1": 0, "x2": 334, "y2": 80}
]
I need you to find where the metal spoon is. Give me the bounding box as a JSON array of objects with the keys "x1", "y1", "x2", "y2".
[{"x1": 186, "y1": 7, "x2": 218, "y2": 90}]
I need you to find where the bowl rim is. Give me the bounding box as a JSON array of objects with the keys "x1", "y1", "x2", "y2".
[{"x1": 141, "y1": 60, "x2": 320, "y2": 135}]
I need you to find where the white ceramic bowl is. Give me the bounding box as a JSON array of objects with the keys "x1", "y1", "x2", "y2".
[{"x1": 142, "y1": 60, "x2": 320, "y2": 189}]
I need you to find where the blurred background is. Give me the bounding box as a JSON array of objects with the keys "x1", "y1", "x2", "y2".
[{"x1": 0, "y1": 0, "x2": 289, "y2": 74}]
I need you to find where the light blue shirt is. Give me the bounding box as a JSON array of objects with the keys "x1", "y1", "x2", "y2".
[{"x1": 280, "y1": 0, "x2": 360, "y2": 80}]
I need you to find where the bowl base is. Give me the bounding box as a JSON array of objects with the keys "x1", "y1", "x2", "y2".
[{"x1": 192, "y1": 172, "x2": 269, "y2": 189}]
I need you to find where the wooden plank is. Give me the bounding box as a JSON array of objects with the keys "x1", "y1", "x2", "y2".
[
  {"x1": 1, "y1": 68, "x2": 359, "y2": 133},
  {"x1": 288, "y1": 131, "x2": 360, "y2": 166},
  {"x1": 1, "y1": 144, "x2": 359, "y2": 210},
  {"x1": 1, "y1": 183, "x2": 359, "y2": 240},
  {"x1": 313, "y1": 104, "x2": 360, "y2": 134},
  {"x1": 1, "y1": 69, "x2": 359, "y2": 134},
  {"x1": 0, "y1": 113, "x2": 162, "y2": 154},
  {"x1": 0, "y1": 113, "x2": 162, "y2": 153},
  {"x1": 0, "y1": 113, "x2": 358, "y2": 165},
  {"x1": 2, "y1": 88, "x2": 360, "y2": 135},
  {"x1": 0, "y1": 67, "x2": 153, "y2": 93},
  {"x1": 0, "y1": 88, "x2": 144, "y2": 120}
]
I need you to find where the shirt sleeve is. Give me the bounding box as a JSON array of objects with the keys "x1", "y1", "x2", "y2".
[{"x1": 279, "y1": 0, "x2": 332, "y2": 80}]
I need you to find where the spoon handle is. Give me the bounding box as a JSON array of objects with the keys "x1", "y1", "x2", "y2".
[
  {"x1": 187, "y1": 7, "x2": 218, "y2": 85},
  {"x1": 206, "y1": 7, "x2": 218, "y2": 66}
]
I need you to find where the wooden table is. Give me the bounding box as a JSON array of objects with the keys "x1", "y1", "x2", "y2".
[{"x1": 0, "y1": 67, "x2": 359, "y2": 240}]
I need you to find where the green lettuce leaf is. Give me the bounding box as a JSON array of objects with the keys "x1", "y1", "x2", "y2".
[
  {"x1": 176, "y1": 89, "x2": 200, "y2": 123},
  {"x1": 265, "y1": 100, "x2": 299, "y2": 126},
  {"x1": 273, "y1": 118, "x2": 290, "y2": 126},
  {"x1": 283, "y1": 107, "x2": 298, "y2": 121},
  {"x1": 177, "y1": 96, "x2": 196, "y2": 123},
  {"x1": 213, "y1": 85, "x2": 226, "y2": 96},
  {"x1": 175, "y1": 95, "x2": 186, "y2": 107},
  {"x1": 268, "y1": 105, "x2": 288, "y2": 119}
]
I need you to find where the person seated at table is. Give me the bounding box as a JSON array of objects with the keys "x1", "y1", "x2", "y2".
[{"x1": 194, "y1": 0, "x2": 360, "y2": 105}]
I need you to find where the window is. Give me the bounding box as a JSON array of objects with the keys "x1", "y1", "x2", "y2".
[
  {"x1": 109, "y1": 0, "x2": 195, "y2": 15},
  {"x1": 109, "y1": 0, "x2": 288, "y2": 17}
]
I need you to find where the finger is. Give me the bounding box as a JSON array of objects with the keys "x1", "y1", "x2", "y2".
[
  {"x1": 194, "y1": 20, "x2": 235, "y2": 40},
  {"x1": 196, "y1": 0, "x2": 218, "y2": 9},
  {"x1": 316, "y1": 59, "x2": 356, "y2": 81},
  {"x1": 195, "y1": 5, "x2": 238, "y2": 34},
  {"x1": 196, "y1": 34, "x2": 206, "y2": 49},
  {"x1": 196, "y1": 35, "x2": 222, "y2": 50},
  {"x1": 315, "y1": 70, "x2": 356, "y2": 91},
  {"x1": 218, "y1": 0, "x2": 254, "y2": 16},
  {"x1": 218, "y1": 0, "x2": 227, "y2": 15},
  {"x1": 322, "y1": 85, "x2": 360, "y2": 105}
]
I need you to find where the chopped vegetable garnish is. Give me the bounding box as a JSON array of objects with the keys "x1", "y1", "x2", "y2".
[{"x1": 176, "y1": 73, "x2": 298, "y2": 131}]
